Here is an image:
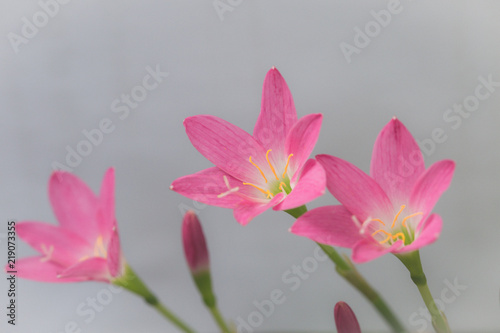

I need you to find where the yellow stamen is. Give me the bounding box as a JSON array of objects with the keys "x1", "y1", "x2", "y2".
[
  {"x1": 372, "y1": 229, "x2": 391, "y2": 244},
  {"x1": 371, "y1": 218, "x2": 386, "y2": 226},
  {"x1": 370, "y1": 205, "x2": 421, "y2": 245},
  {"x1": 279, "y1": 182, "x2": 287, "y2": 191},
  {"x1": 79, "y1": 236, "x2": 107, "y2": 262},
  {"x1": 392, "y1": 232, "x2": 405, "y2": 243},
  {"x1": 401, "y1": 212, "x2": 423, "y2": 227},
  {"x1": 249, "y1": 156, "x2": 267, "y2": 183},
  {"x1": 282, "y1": 154, "x2": 294, "y2": 178},
  {"x1": 391, "y1": 205, "x2": 406, "y2": 228},
  {"x1": 93, "y1": 235, "x2": 107, "y2": 258},
  {"x1": 266, "y1": 149, "x2": 279, "y2": 181},
  {"x1": 243, "y1": 182, "x2": 273, "y2": 198}
]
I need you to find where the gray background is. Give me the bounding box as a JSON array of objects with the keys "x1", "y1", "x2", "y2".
[{"x1": 1, "y1": 1, "x2": 499, "y2": 332}]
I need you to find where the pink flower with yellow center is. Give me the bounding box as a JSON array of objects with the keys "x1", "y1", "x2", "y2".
[
  {"x1": 291, "y1": 118, "x2": 455, "y2": 263},
  {"x1": 171, "y1": 67, "x2": 325, "y2": 225},
  {"x1": 9, "y1": 168, "x2": 124, "y2": 282}
]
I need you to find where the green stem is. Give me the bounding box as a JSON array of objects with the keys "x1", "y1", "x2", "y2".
[
  {"x1": 113, "y1": 264, "x2": 196, "y2": 333},
  {"x1": 192, "y1": 270, "x2": 230, "y2": 332},
  {"x1": 397, "y1": 251, "x2": 450, "y2": 333},
  {"x1": 152, "y1": 302, "x2": 197, "y2": 333},
  {"x1": 208, "y1": 306, "x2": 231, "y2": 333},
  {"x1": 316, "y1": 242, "x2": 350, "y2": 272},
  {"x1": 285, "y1": 205, "x2": 308, "y2": 218},
  {"x1": 321, "y1": 244, "x2": 406, "y2": 333},
  {"x1": 286, "y1": 206, "x2": 406, "y2": 333}
]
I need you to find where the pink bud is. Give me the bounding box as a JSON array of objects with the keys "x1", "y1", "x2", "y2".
[
  {"x1": 334, "y1": 301, "x2": 361, "y2": 333},
  {"x1": 182, "y1": 211, "x2": 209, "y2": 274}
]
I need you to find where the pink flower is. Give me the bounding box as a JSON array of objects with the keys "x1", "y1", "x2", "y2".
[
  {"x1": 10, "y1": 168, "x2": 124, "y2": 282},
  {"x1": 171, "y1": 67, "x2": 325, "y2": 225},
  {"x1": 334, "y1": 302, "x2": 361, "y2": 333},
  {"x1": 291, "y1": 118, "x2": 455, "y2": 263},
  {"x1": 182, "y1": 211, "x2": 209, "y2": 274}
]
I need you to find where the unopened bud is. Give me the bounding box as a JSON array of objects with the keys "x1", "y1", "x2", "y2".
[
  {"x1": 182, "y1": 211, "x2": 209, "y2": 274},
  {"x1": 334, "y1": 301, "x2": 361, "y2": 333},
  {"x1": 182, "y1": 211, "x2": 215, "y2": 307}
]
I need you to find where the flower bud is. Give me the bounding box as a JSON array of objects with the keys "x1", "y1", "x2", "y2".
[
  {"x1": 334, "y1": 301, "x2": 361, "y2": 333},
  {"x1": 182, "y1": 211, "x2": 215, "y2": 308},
  {"x1": 182, "y1": 211, "x2": 209, "y2": 274}
]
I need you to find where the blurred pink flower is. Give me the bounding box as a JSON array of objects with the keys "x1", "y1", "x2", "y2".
[
  {"x1": 291, "y1": 118, "x2": 455, "y2": 263},
  {"x1": 10, "y1": 168, "x2": 124, "y2": 282},
  {"x1": 182, "y1": 211, "x2": 209, "y2": 274},
  {"x1": 334, "y1": 302, "x2": 361, "y2": 333},
  {"x1": 171, "y1": 67, "x2": 325, "y2": 225}
]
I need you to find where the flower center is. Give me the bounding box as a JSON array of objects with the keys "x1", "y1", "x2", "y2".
[
  {"x1": 367, "y1": 205, "x2": 423, "y2": 246},
  {"x1": 243, "y1": 149, "x2": 293, "y2": 199},
  {"x1": 217, "y1": 149, "x2": 293, "y2": 200},
  {"x1": 79, "y1": 235, "x2": 108, "y2": 262}
]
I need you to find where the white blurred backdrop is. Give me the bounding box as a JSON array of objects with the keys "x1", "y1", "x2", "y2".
[{"x1": 1, "y1": 1, "x2": 499, "y2": 332}]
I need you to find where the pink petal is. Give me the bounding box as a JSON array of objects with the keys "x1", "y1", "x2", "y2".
[
  {"x1": 107, "y1": 226, "x2": 123, "y2": 278},
  {"x1": 98, "y1": 168, "x2": 116, "y2": 238},
  {"x1": 409, "y1": 160, "x2": 455, "y2": 216},
  {"x1": 370, "y1": 118, "x2": 426, "y2": 203},
  {"x1": 59, "y1": 257, "x2": 111, "y2": 282},
  {"x1": 351, "y1": 238, "x2": 402, "y2": 263},
  {"x1": 184, "y1": 115, "x2": 270, "y2": 184},
  {"x1": 394, "y1": 214, "x2": 442, "y2": 253},
  {"x1": 274, "y1": 159, "x2": 325, "y2": 211},
  {"x1": 316, "y1": 154, "x2": 393, "y2": 222},
  {"x1": 334, "y1": 302, "x2": 361, "y2": 333},
  {"x1": 290, "y1": 205, "x2": 363, "y2": 248},
  {"x1": 49, "y1": 171, "x2": 100, "y2": 242},
  {"x1": 9, "y1": 257, "x2": 84, "y2": 283},
  {"x1": 253, "y1": 67, "x2": 298, "y2": 150},
  {"x1": 16, "y1": 221, "x2": 91, "y2": 266},
  {"x1": 233, "y1": 193, "x2": 285, "y2": 226},
  {"x1": 285, "y1": 113, "x2": 323, "y2": 176},
  {"x1": 171, "y1": 167, "x2": 247, "y2": 208}
]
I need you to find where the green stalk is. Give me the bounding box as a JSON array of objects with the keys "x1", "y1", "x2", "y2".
[
  {"x1": 208, "y1": 307, "x2": 231, "y2": 333},
  {"x1": 286, "y1": 206, "x2": 406, "y2": 333},
  {"x1": 192, "y1": 270, "x2": 231, "y2": 333},
  {"x1": 151, "y1": 302, "x2": 196, "y2": 333},
  {"x1": 113, "y1": 264, "x2": 196, "y2": 333},
  {"x1": 397, "y1": 251, "x2": 451, "y2": 333}
]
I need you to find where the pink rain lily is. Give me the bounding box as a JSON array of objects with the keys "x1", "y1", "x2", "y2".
[
  {"x1": 291, "y1": 118, "x2": 455, "y2": 263},
  {"x1": 334, "y1": 302, "x2": 361, "y2": 333},
  {"x1": 171, "y1": 67, "x2": 325, "y2": 225},
  {"x1": 9, "y1": 168, "x2": 124, "y2": 282}
]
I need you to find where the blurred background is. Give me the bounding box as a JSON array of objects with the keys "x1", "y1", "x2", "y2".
[{"x1": 1, "y1": 1, "x2": 499, "y2": 332}]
